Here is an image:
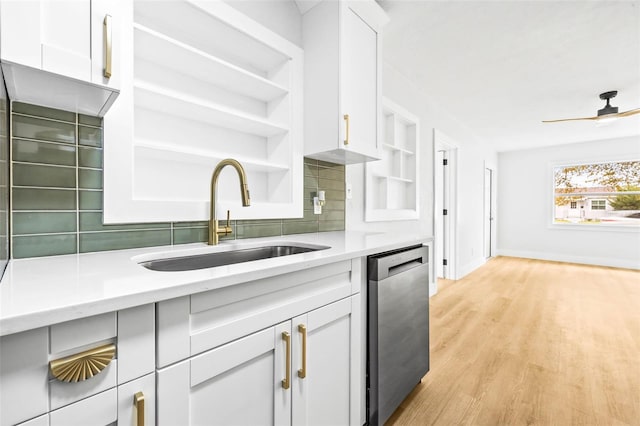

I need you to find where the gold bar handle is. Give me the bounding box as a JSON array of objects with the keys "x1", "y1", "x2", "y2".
[
  {"x1": 282, "y1": 331, "x2": 291, "y2": 389},
  {"x1": 103, "y1": 14, "x2": 112, "y2": 78},
  {"x1": 297, "y1": 324, "x2": 307, "y2": 379},
  {"x1": 343, "y1": 114, "x2": 350, "y2": 145},
  {"x1": 50, "y1": 343, "x2": 116, "y2": 382},
  {"x1": 134, "y1": 392, "x2": 145, "y2": 426}
]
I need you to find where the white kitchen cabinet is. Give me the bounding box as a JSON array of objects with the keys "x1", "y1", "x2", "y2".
[
  {"x1": 0, "y1": 0, "x2": 120, "y2": 116},
  {"x1": 117, "y1": 373, "x2": 156, "y2": 426},
  {"x1": 303, "y1": 1, "x2": 389, "y2": 164},
  {"x1": 103, "y1": 0, "x2": 304, "y2": 223},
  {"x1": 157, "y1": 296, "x2": 360, "y2": 426},
  {"x1": 291, "y1": 295, "x2": 361, "y2": 426},
  {"x1": 155, "y1": 257, "x2": 363, "y2": 425},
  {"x1": 365, "y1": 98, "x2": 420, "y2": 221},
  {"x1": 157, "y1": 322, "x2": 291, "y2": 426},
  {"x1": 0, "y1": 305, "x2": 154, "y2": 426},
  {"x1": 0, "y1": 327, "x2": 49, "y2": 426}
]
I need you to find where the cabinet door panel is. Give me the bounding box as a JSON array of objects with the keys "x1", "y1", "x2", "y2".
[
  {"x1": 0, "y1": 0, "x2": 41, "y2": 67},
  {"x1": 292, "y1": 297, "x2": 359, "y2": 426},
  {"x1": 117, "y1": 373, "x2": 155, "y2": 426},
  {"x1": 117, "y1": 304, "x2": 155, "y2": 383},
  {"x1": 341, "y1": 6, "x2": 378, "y2": 158},
  {"x1": 157, "y1": 322, "x2": 291, "y2": 426},
  {"x1": 40, "y1": 0, "x2": 91, "y2": 81},
  {"x1": 0, "y1": 328, "x2": 49, "y2": 426}
]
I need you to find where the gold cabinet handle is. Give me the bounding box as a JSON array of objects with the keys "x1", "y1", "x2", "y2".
[
  {"x1": 50, "y1": 343, "x2": 116, "y2": 382},
  {"x1": 103, "y1": 14, "x2": 112, "y2": 78},
  {"x1": 297, "y1": 324, "x2": 307, "y2": 379},
  {"x1": 343, "y1": 114, "x2": 350, "y2": 145},
  {"x1": 134, "y1": 392, "x2": 145, "y2": 426},
  {"x1": 282, "y1": 331, "x2": 291, "y2": 389}
]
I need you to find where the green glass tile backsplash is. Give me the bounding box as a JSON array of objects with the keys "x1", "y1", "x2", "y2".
[{"x1": 9, "y1": 102, "x2": 345, "y2": 258}]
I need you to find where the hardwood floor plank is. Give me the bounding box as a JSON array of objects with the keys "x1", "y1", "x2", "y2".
[{"x1": 387, "y1": 257, "x2": 640, "y2": 426}]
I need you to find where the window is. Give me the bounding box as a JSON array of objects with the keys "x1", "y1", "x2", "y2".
[{"x1": 553, "y1": 160, "x2": 640, "y2": 226}]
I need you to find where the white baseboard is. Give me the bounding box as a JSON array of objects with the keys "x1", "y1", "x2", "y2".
[
  {"x1": 457, "y1": 257, "x2": 487, "y2": 279},
  {"x1": 496, "y1": 249, "x2": 640, "y2": 270}
]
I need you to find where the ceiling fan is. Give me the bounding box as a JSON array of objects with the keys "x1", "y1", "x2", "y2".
[{"x1": 542, "y1": 91, "x2": 640, "y2": 123}]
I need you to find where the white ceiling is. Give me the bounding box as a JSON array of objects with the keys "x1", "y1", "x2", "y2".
[{"x1": 379, "y1": 1, "x2": 640, "y2": 152}]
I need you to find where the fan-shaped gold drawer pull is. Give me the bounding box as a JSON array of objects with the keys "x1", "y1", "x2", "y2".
[{"x1": 50, "y1": 343, "x2": 116, "y2": 382}]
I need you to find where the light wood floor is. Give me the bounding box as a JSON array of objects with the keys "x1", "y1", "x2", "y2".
[{"x1": 387, "y1": 256, "x2": 640, "y2": 426}]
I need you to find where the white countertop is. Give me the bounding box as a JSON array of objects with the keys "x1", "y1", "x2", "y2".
[{"x1": 0, "y1": 231, "x2": 432, "y2": 336}]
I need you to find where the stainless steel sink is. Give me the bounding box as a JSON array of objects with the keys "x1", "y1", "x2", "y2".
[{"x1": 139, "y1": 244, "x2": 330, "y2": 272}]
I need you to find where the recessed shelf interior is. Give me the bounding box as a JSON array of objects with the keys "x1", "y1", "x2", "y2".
[
  {"x1": 124, "y1": 1, "x2": 301, "y2": 219},
  {"x1": 366, "y1": 99, "x2": 420, "y2": 221}
]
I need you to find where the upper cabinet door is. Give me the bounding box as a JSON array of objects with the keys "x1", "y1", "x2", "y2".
[
  {"x1": 0, "y1": 0, "x2": 120, "y2": 115},
  {"x1": 302, "y1": 0, "x2": 389, "y2": 165},
  {"x1": 39, "y1": 0, "x2": 92, "y2": 82},
  {"x1": 340, "y1": 5, "x2": 379, "y2": 162}
]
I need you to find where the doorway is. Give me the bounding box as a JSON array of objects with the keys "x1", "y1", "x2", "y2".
[
  {"x1": 434, "y1": 130, "x2": 458, "y2": 280},
  {"x1": 484, "y1": 167, "x2": 494, "y2": 259}
]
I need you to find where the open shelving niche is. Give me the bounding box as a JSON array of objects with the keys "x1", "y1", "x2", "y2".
[
  {"x1": 103, "y1": 0, "x2": 303, "y2": 223},
  {"x1": 365, "y1": 98, "x2": 420, "y2": 221}
]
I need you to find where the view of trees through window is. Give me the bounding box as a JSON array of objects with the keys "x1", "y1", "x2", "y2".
[{"x1": 553, "y1": 160, "x2": 640, "y2": 226}]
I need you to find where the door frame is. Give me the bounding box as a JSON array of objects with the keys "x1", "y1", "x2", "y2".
[
  {"x1": 433, "y1": 129, "x2": 458, "y2": 281},
  {"x1": 484, "y1": 166, "x2": 495, "y2": 259}
]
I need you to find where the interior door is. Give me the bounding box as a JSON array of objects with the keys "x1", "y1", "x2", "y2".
[
  {"x1": 292, "y1": 297, "x2": 359, "y2": 426},
  {"x1": 484, "y1": 168, "x2": 493, "y2": 259},
  {"x1": 156, "y1": 322, "x2": 291, "y2": 426},
  {"x1": 435, "y1": 150, "x2": 448, "y2": 278}
]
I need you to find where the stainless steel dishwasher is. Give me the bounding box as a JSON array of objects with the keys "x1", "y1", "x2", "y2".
[{"x1": 367, "y1": 245, "x2": 430, "y2": 426}]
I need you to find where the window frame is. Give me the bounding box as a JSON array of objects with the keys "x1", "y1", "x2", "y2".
[{"x1": 549, "y1": 157, "x2": 640, "y2": 233}]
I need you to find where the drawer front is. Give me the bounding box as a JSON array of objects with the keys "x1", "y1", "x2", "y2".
[
  {"x1": 50, "y1": 312, "x2": 116, "y2": 355},
  {"x1": 49, "y1": 388, "x2": 117, "y2": 426},
  {"x1": 157, "y1": 259, "x2": 359, "y2": 367},
  {"x1": 49, "y1": 360, "x2": 117, "y2": 411}
]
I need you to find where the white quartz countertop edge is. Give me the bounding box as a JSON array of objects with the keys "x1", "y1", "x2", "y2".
[{"x1": 0, "y1": 231, "x2": 433, "y2": 336}]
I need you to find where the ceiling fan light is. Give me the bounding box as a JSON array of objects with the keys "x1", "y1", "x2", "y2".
[{"x1": 595, "y1": 114, "x2": 619, "y2": 125}]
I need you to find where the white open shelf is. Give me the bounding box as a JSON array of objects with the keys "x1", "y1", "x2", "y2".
[
  {"x1": 134, "y1": 81, "x2": 289, "y2": 138},
  {"x1": 103, "y1": 0, "x2": 303, "y2": 223},
  {"x1": 381, "y1": 143, "x2": 414, "y2": 156},
  {"x1": 365, "y1": 98, "x2": 420, "y2": 222},
  {"x1": 134, "y1": 23, "x2": 288, "y2": 103},
  {"x1": 135, "y1": 140, "x2": 289, "y2": 173}
]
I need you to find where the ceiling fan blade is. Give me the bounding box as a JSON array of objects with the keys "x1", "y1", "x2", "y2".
[
  {"x1": 617, "y1": 108, "x2": 640, "y2": 118},
  {"x1": 542, "y1": 116, "x2": 598, "y2": 123}
]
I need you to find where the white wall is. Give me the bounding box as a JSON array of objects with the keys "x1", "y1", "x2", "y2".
[
  {"x1": 497, "y1": 135, "x2": 640, "y2": 269},
  {"x1": 346, "y1": 62, "x2": 498, "y2": 282}
]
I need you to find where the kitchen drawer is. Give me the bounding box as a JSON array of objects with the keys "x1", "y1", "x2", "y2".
[
  {"x1": 49, "y1": 360, "x2": 117, "y2": 411},
  {"x1": 157, "y1": 259, "x2": 362, "y2": 367},
  {"x1": 49, "y1": 388, "x2": 117, "y2": 426},
  {"x1": 1, "y1": 305, "x2": 155, "y2": 425},
  {"x1": 50, "y1": 312, "x2": 116, "y2": 355}
]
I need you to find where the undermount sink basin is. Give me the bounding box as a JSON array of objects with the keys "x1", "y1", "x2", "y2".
[{"x1": 139, "y1": 244, "x2": 330, "y2": 272}]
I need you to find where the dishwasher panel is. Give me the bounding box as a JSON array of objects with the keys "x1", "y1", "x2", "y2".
[{"x1": 367, "y1": 245, "x2": 430, "y2": 426}]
